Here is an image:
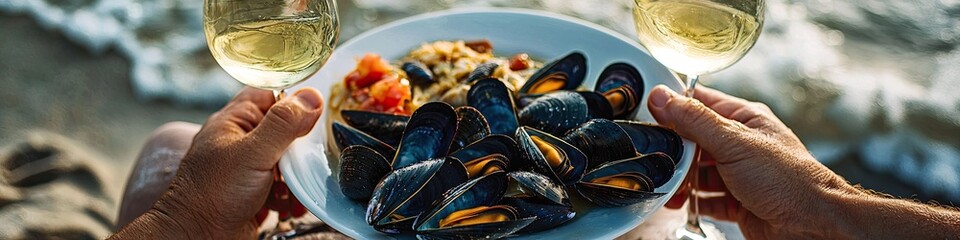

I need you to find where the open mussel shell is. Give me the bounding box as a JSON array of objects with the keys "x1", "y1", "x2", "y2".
[
  {"x1": 503, "y1": 171, "x2": 575, "y2": 233},
  {"x1": 575, "y1": 153, "x2": 675, "y2": 207},
  {"x1": 331, "y1": 121, "x2": 395, "y2": 158},
  {"x1": 392, "y1": 102, "x2": 458, "y2": 169},
  {"x1": 614, "y1": 120, "x2": 684, "y2": 164},
  {"x1": 517, "y1": 91, "x2": 590, "y2": 136},
  {"x1": 402, "y1": 60, "x2": 435, "y2": 86},
  {"x1": 341, "y1": 110, "x2": 409, "y2": 147},
  {"x1": 519, "y1": 52, "x2": 587, "y2": 94},
  {"x1": 563, "y1": 119, "x2": 638, "y2": 169},
  {"x1": 450, "y1": 134, "x2": 519, "y2": 167},
  {"x1": 461, "y1": 153, "x2": 510, "y2": 179},
  {"x1": 466, "y1": 62, "x2": 499, "y2": 83},
  {"x1": 515, "y1": 126, "x2": 588, "y2": 185},
  {"x1": 414, "y1": 171, "x2": 535, "y2": 239},
  {"x1": 595, "y1": 62, "x2": 644, "y2": 118},
  {"x1": 451, "y1": 106, "x2": 491, "y2": 154},
  {"x1": 468, "y1": 78, "x2": 520, "y2": 136},
  {"x1": 338, "y1": 145, "x2": 392, "y2": 201},
  {"x1": 367, "y1": 157, "x2": 468, "y2": 234}
]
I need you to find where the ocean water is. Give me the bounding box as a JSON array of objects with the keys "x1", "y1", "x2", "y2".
[{"x1": 3, "y1": 0, "x2": 959, "y2": 202}]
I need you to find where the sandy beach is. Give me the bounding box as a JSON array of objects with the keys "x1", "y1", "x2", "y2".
[{"x1": 0, "y1": 14, "x2": 211, "y2": 238}]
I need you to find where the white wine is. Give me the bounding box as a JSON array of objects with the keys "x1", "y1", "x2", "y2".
[
  {"x1": 634, "y1": 0, "x2": 761, "y2": 75},
  {"x1": 206, "y1": 15, "x2": 337, "y2": 90}
]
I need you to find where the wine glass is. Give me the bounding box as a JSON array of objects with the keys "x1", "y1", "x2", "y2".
[
  {"x1": 203, "y1": 0, "x2": 339, "y2": 238},
  {"x1": 632, "y1": 0, "x2": 764, "y2": 239},
  {"x1": 204, "y1": 0, "x2": 339, "y2": 101}
]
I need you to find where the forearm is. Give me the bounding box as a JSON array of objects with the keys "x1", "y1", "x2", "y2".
[
  {"x1": 110, "y1": 208, "x2": 193, "y2": 240},
  {"x1": 111, "y1": 183, "x2": 219, "y2": 240},
  {"x1": 824, "y1": 187, "x2": 960, "y2": 238}
]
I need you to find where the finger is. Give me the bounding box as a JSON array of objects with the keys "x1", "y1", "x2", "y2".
[
  {"x1": 221, "y1": 101, "x2": 267, "y2": 133},
  {"x1": 647, "y1": 85, "x2": 752, "y2": 162},
  {"x1": 231, "y1": 87, "x2": 276, "y2": 113},
  {"x1": 245, "y1": 88, "x2": 324, "y2": 169},
  {"x1": 691, "y1": 86, "x2": 744, "y2": 108},
  {"x1": 697, "y1": 194, "x2": 742, "y2": 222}
]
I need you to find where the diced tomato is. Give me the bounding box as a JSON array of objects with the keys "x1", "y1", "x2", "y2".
[
  {"x1": 465, "y1": 39, "x2": 493, "y2": 53},
  {"x1": 364, "y1": 76, "x2": 412, "y2": 115},
  {"x1": 344, "y1": 53, "x2": 394, "y2": 90},
  {"x1": 509, "y1": 53, "x2": 531, "y2": 71}
]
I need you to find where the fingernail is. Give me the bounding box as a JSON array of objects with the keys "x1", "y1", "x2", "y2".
[
  {"x1": 650, "y1": 86, "x2": 675, "y2": 108},
  {"x1": 294, "y1": 89, "x2": 321, "y2": 110}
]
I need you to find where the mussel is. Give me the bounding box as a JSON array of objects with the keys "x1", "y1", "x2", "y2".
[
  {"x1": 367, "y1": 157, "x2": 468, "y2": 233},
  {"x1": 575, "y1": 153, "x2": 675, "y2": 207},
  {"x1": 338, "y1": 145, "x2": 392, "y2": 201},
  {"x1": 466, "y1": 62, "x2": 499, "y2": 83},
  {"x1": 614, "y1": 120, "x2": 683, "y2": 163},
  {"x1": 502, "y1": 171, "x2": 575, "y2": 233},
  {"x1": 519, "y1": 52, "x2": 587, "y2": 94},
  {"x1": 414, "y1": 171, "x2": 535, "y2": 239},
  {"x1": 468, "y1": 78, "x2": 520, "y2": 136},
  {"x1": 460, "y1": 153, "x2": 509, "y2": 179},
  {"x1": 517, "y1": 91, "x2": 590, "y2": 136},
  {"x1": 595, "y1": 63, "x2": 644, "y2": 118},
  {"x1": 449, "y1": 134, "x2": 519, "y2": 168},
  {"x1": 450, "y1": 106, "x2": 491, "y2": 154},
  {"x1": 563, "y1": 119, "x2": 638, "y2": 169},
  {"x1": 402, "y1": 61, "x2": 435, "y2": 86},
  {"x1": 515, "y1": 126, "x2": 587, "y2": 185},
  {"x1": 341, "y1": 110, "x2": 409, "y2": 147},
  {"x1": 392, "y1": 102, "x2": 458, "y2": 169},
  {"x1": 331, "y1": 121, "x2": 395, "y2": 158}
]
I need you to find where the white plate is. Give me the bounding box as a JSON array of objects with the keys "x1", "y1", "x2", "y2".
[{"x1": 281, "y1": 8, "x2": 695, "y2": 240}]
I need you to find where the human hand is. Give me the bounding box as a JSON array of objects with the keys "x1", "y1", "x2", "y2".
[
  {"x1": 150, "y1": 87, "x2": 323, "y2": 239},
  {"x1": 648, "y1": 85, "x2": 856, "y2": 239}
]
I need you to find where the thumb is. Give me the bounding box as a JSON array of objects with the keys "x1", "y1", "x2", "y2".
[
  {"x1": 247, "y1": 88, "x2": 324, "y2": 164},
  {"x1": 647, "y1": 85, "x2": 746, "y2": 161}
]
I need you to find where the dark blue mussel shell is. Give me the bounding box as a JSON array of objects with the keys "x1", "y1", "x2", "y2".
[
  {"x1": 414, "y1": 171, "x2": 534, "y2": 239},
  {"x1": 614, "y1": 120, "x2": 684, "y2": 164},
  {"x1": 331, "y1": 121, "x2": 395, "y2": 159},
  {"x1": 340, "y1": 110, "x2": 409, "y2": 147},
  {"x1": 338, "y1": 145, "x2": 392, "y2": 201},
  {"x1": 575, "y1": 153, "x2": 675, "y2": 207},
  {"x1": 519, "y1": 52, "x2": 587, "y2": 94},
  {"x1": 392, "y1": 102, "x2": 458, "y2": 169},
  {"x1": 366, "y1": 157, "x2": 468, "y2": 234},
  {"x1": 468, "y1": 78, "x2": 520, "y2": 136}
]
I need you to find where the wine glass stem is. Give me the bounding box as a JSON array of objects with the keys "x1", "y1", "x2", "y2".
[
  {"x1": 681, "y1": 74, "x2": 706, "y2": 238},
  {"x1": 683, "y1": 147, "x2": 706, "y2": 237},
  {"x1": 273, "y1": 89, "x2": 286, "y2": 101},
  {"x1": 684, "y1": 75, "x2": 699, "y2": 97}
]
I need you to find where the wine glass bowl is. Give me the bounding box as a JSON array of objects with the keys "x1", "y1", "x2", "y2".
[
  {"x1": 204, "y1": 0, "x2": 339, "y2": 94},
  {"x1": 633, "y1": 0, "x2": 764, "y2": 77}
]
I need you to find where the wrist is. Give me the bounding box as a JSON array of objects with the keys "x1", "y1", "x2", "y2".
[
  {"x1": 111, "y1": 206, "x2": 199, "y2": 240},
  {"x1": 814, "y1": 183, "x2": 864, "y2": 239},
  {"x1": 152, "y1": 176, "x2": 222, "y2": 239}
]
